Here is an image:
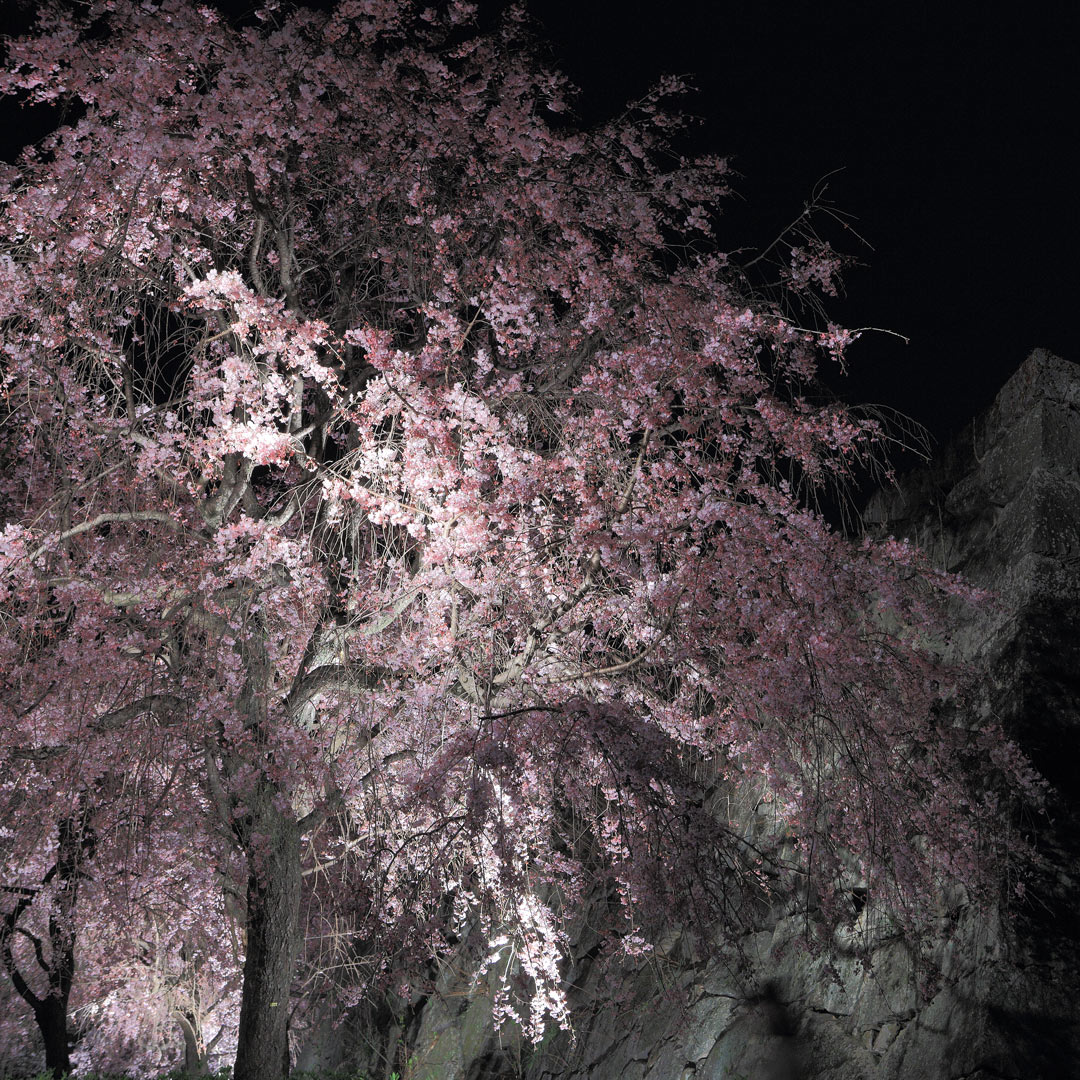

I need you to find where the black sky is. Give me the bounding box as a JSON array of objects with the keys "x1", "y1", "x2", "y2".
[
  {"x1": 498, "y1": 0, "x2": 1077, "y2": 448},
  {"x1": 1, "y1": 0, "x2": 1075, "y2": 449}
]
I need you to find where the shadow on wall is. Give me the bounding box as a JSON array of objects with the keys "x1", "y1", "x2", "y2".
[{"x1": 738, "y1": 981, "x2": 803, "y2": 1080}]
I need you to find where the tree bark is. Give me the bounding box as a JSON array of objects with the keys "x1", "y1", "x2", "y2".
[
  {"x1": 1, "y1": 812, "x2": 88, "y2": 1079},
  {"x1": 233, "y1": 791, "x2": 302, "y2": 1080},
  {"x1": 177, "y1": 1009, "x2": 209, "y2": 1076},
  {"x1": 1, "y1": 922, "x2": 73, "y2": 1079},
  {"x1": 36, "y1": 994, "x2": 72, "y2": 1079}
]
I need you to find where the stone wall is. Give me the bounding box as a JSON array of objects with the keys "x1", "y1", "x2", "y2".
[{"x1": 325, "y1": 350, "x2": 1080, "y2": 1080}]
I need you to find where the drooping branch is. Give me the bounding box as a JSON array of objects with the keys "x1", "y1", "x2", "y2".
[{"x1": 493, "y1": 432, "x2": 652, "y2": 688}]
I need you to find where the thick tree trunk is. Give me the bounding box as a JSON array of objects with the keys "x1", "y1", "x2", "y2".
[
  {"x1": 37, "y1": 995, "x2": 72, "y2": 1079},
  {"x1": 233, "y1": 796, "x2": 302, "y2": 1080}
]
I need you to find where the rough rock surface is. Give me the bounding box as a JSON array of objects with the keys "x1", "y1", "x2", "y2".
[{"x1": 326, "y1": 349, "x2": 1080, "y2": 1080}]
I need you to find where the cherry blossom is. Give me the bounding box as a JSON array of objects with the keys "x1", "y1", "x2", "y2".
[{"x1": 0, "y1": 2, "x2": 1041, "y2": 1077}]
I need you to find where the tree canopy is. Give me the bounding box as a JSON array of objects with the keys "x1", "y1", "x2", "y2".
[{"x1": 0, "y1": 2, "x2": 1041, "y2": 1076}]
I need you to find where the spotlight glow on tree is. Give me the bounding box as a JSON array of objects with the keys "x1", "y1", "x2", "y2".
[{"x1": 0, "y1": 2, "x2": 1042, "y2": 1076}]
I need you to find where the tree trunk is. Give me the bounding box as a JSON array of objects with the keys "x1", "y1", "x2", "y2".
[
  {"x1": 37, "y1": 994, "x2": 72, "y2": 1079},
  {"x1": 233, "y1": 795, "x2": 301, "y2": 1080},
  {"x1": 177, "y1": 1009, "x2": 210, "y2": 1076},
  {"x1": 1, "y1": 812, "x2": 87, "y2": 1079}
]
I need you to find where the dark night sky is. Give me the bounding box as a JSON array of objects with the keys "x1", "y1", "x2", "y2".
[
  {"x1": 2, "y1": 0, "x2": 1076, "y2": 451},
  {"x1": 499, "y1": 0, "x2": 1077, "y2": 453}
]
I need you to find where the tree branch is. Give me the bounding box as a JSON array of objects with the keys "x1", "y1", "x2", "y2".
[
  {"x1": 28, "y1": 512, "x2": 197, "y2": 564},
  {"x1": 550, "y1": 595, "x2": 681, "y2": 682},
  {"x1": 13, "y1": 924, "x2": 48, "y2": 976},
  {"x1": 90, "y1": 694, "x2": 185, "y2": 733},
  {"x1": 493, "y1": 432, "x2": 652, "y2": 688}
]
